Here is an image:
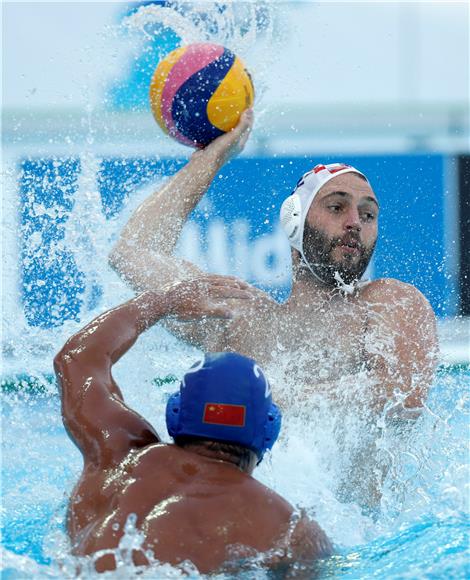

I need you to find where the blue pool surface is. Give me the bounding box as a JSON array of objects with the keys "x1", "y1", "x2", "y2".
[{"x1": 1, "y1": 365, "x2": 469, "y2": 578}]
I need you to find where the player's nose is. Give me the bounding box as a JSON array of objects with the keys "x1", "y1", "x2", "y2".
[{"x1": 343, "y1": 207, "x2": 361, "y2": 231}]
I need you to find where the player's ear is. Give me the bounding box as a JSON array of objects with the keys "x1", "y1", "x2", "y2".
[
  {"x1": 247, "y1": 450, "x2": 258, "y2": 474},
  {"x1": 291, "y1": 248, "x2": 306, "y2": 281}
]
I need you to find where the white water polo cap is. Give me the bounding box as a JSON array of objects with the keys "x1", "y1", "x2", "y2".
[{"x1": 280, "y1": 163, "x2": 369, "y2": 252}]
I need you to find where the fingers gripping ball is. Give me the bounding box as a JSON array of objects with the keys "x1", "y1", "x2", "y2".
[{"x1": 149, "y1": 43, "x2": 254, "y2": 148}]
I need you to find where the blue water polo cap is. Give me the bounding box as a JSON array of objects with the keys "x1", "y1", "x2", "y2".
[{"x1": 166, "y1": 353, "x2": 282, "y2": 461}]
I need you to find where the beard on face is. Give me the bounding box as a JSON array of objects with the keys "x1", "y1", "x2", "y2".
[{"x1": 302, "y1": 221, "x2": 376, "y2": 287}]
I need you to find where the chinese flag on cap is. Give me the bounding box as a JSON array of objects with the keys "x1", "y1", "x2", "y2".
[{"x1": 203, "y1": 403, "x2": 246, "y2": 427}]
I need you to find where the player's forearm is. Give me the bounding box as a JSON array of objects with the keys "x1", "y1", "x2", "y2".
[
  {"x1": 110, "y1": 111, "x2": 252, "y2": 288},
  {"x1": 369, "y1": 351, "x2": 436, "y2": 414},
  {"x1": 54, "y1": 291, "x2": 171, "y2": 372},
  {"x1": 111, "y1": 148, "x2": 224, "y2": 260}
]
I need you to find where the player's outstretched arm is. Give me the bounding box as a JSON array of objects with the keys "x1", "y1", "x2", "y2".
[
  {"x1": 54, "y1": 279, "x2": 250, "y2": 467},
  {"x1": 109, "y1": 109, "x2": 254, "y2": 292},
  {"x1": 54, "y1": 291, "x2": 168, "y2": 468}
]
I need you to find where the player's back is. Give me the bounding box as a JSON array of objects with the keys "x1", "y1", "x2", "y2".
[{"x1": 69, "y1": 444, "x2": 331, "y2": 573}]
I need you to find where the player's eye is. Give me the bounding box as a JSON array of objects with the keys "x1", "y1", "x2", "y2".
[
  {"x1": 361, "y1": 212, "x2": 376, "y2": 222},
  {"x1": 328, "y1": 204, "x2": 342, "y2": 213}
]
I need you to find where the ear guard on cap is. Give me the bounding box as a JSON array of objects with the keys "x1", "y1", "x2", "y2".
[
  {"x1": 280, "y1": 192, "x2": 303, "y2": 252},
  {"x1": 166, "y1": 392, "x2": 182, "y2": 440},
  {"x1": 262, "y1": 402, "x2": 282, "y2": 455}
]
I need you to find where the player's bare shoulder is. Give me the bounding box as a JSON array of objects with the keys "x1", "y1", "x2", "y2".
[
  {"x1": 359, "y1": 277, "x2": 437, "y2": 355},
  {"x1": 360, "y1": 277, "x2": 433, "y2": 312},
  {"x1": 221, "y1": 285, "x2": 282, "y2": 362},
  {"x1": 239, "y1": 284, "x2": 280, "y2": 314},
  {"x1": 225, "y1": 283, "x2": 281, "y2": 331},
  {"x1": 261, "y1": 509, "x2": 333, "y2": 571},
  {"x1": 289, "y1": 510, "x2": 333, "y2": 560}
]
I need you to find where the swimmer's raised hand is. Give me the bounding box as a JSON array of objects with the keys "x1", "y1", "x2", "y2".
[
  {"x1": 165, "y1": 275, "x2": 256, "y2": 321},
  {"x1": 195, "y1": 109, "x2": 254, "y2": 165}
]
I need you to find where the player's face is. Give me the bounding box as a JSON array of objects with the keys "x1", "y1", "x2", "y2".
[{"x1": 303, "y1": 174, "x2": 379, "y2": 285}]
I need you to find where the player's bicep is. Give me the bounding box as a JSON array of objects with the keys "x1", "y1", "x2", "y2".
[
  {"x1": 393, "y1": 295, "x2": 438, "y2": 406},
  {"x1": 364, "y1": 281, "x2": 438, "y2": 408},
  {"x1": 109, "y1": 238, "x2": 203, "y2": 292},
  {"x1": 58, "y1": 367, "x2": 159, "y2": 467}
]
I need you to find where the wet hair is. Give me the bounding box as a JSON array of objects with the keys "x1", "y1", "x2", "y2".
[{"x1": 175, "y1": 436, "x2": 256, "y2": 471}]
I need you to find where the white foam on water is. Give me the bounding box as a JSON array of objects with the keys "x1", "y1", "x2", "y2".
[{"x1": 2, "y1": 367, "x2": 467, "y2": 578}]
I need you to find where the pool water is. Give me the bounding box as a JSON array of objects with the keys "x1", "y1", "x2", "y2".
[
  {"x1": 1, "y1": 364, "x2": 469, "y2": 579},
  {"x1": 3, "y1": 2, "x2": 469, "y2": 577}
]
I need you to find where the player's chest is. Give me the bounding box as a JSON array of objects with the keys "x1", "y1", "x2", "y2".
[
  {"x1": 280, "y1": 306, "x2": 365, "y2": 350},
  {"x1": 231, "y1": 302, "x2": 367, "y2": 367}
]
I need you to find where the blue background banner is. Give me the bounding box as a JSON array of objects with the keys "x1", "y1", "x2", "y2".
[{"x1": 19, "y1": 153, "x2": 454, "y2": 327}]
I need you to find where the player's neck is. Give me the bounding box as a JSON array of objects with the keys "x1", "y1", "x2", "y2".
[
  {"x1": 290, "y1": 260, "x2": 362, "y2": 305},
  {"x1": 181, "y1": 443, "x2": 251, "y2": 473},
  {"x1": 290, "y1": 265, "x2": 344, "y2": 303}
]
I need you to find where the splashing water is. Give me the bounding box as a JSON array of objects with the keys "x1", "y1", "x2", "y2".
[
  {"x1": 2, "y1": 2, "x2": 469, "y2": 578},
  {"x1": 123, "y1": 1, "x2": 275, "y2": 59},
  {"x1": 117, "y1": 0, "x2": 278, "y2": 116},
  {"x1": 2, "y1": 364, "x2": 469, "y2": 577}
]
